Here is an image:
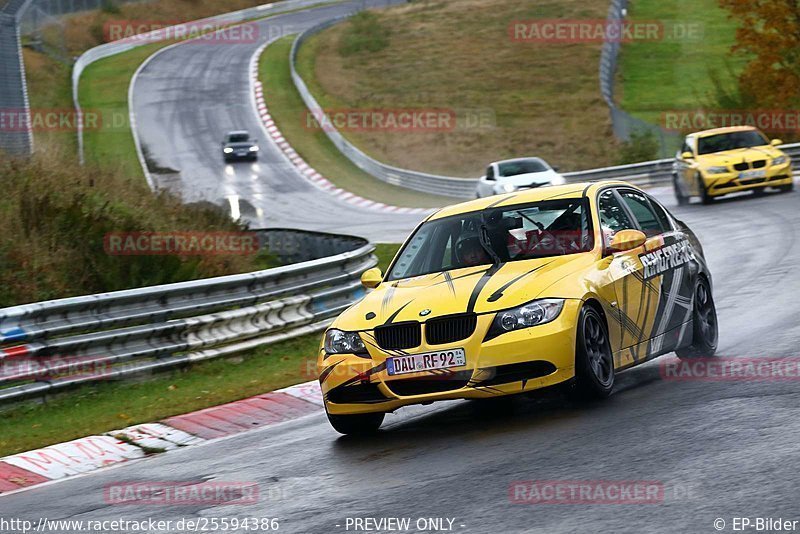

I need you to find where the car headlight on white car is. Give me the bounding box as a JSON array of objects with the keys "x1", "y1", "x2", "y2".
[
  {"x1": 705, "y1": 166, "x2": 729, "y2": 175},
  {"x1": 485, "y1": 298, "x2": 565, "y2": 340},
  {"x1": 500, "y1": 183, "x2": 518, "y2": 193},
  {"x1": 550, "y1": 175, "x2": 567, "y2": 185},
  {"x1": 772, "y1": 155, "x2": 789, "y2": 166},
  {"x1": 223, "y1": 147, "x2": 233, "y2": 153},
  {"x1": 324, "y1": 329, "x2": 367, "y2": 356}
]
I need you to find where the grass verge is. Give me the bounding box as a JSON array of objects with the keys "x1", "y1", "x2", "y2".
[
  {"x1": 299, "y1": 0, "x2": 619, "y2": 176},
  {"x1": 259, "y1": 35, "x2": 453, "y2": 208},
  {"x1": 0, "y1": 244, "x2": 400, "y2": 457},
  {"x1": 619, "y1": 0, "x2": 746, "y2": 126}
]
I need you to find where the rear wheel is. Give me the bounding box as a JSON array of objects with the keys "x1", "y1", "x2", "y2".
[
  {"x1": 676, "y1": 277, "x2": 718, "y2": 359},
  {"x1": 326, "y1": 410, "x2": 384, "y2": 435},
  {"x1": 571, "y1": 305, "x2": 614, "y2": 399}
]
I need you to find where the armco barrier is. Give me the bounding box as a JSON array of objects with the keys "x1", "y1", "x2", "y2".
[{"x1": 0, "y1": 228, "x2": 376, "y2": 403}]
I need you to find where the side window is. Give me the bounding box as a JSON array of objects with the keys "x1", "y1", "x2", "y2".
[
  {"x1": 648, "y1": 197, "x2": 673, "y2": 232},
  {"x1": 486, "y1": 165, "x2": 495, "y2": 180},
  {"x1": 598, "y1": 190, "x2": 635, "y2": 246},
  {"x1": 619, "y1": 190, "x2": 664, "y2": 237}
]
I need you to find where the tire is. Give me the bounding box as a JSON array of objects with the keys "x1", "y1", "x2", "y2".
[
  {"x1": 779, "y1": 181, "x2": 794, "y2": 193},
  {"x1": 326, "y1": 410, "x2": 384, "y2": 435},
  {"x1": 676, "y1": 277, "x2": 718, "y2": 359},
  {"x1": 697, "y1": 174, "x2": 713, "y2": 205},
  {"x1": 752, "y1": 187, "x2": 766, "y2": 197},
  {"x1": 673, "y1": 174, "x2": 689, "y2": 206},
  {"x1": 571, "y1": 305, "x2": 614, "y2": 399}
]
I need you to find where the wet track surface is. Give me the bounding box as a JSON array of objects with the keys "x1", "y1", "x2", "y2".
[
  {"x1": 2, "y1": 184, "x2": 800, "y2": 533},
  {"x1": 130, "y1": 0, "x2": 426, "y2": 242}
]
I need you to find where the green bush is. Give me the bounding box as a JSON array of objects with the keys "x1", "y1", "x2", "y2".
[
  {"x1": 617, "y1": 130, "x2": 660, "y2": 165},
  {"x1": 0, "y1": 155, "x2": 263, "y2": 307},
  {"x1": 338, "y1": 11, "x2": 390, "y2": 56}
]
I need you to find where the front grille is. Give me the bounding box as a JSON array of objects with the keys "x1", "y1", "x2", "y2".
[
  {"x1": 733, "y1": 162, "x2": 749, "y2": 171},
  {"x1": 374, "y1": 322, "x2": 421, "y2": 350},
  {"x1": 385, "y1": 370, "x2": 473, "y2": 396},
  {"x1": 425, "y1": 313, "x2": 478, "y2": 345},
  {"x1": 752, "y1": 159, "x2": 767, "y2": 169}
]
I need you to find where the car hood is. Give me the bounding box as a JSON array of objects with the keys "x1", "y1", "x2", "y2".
[
  {"x1": 696, "y1": 145, "x2": 783, "y2": 166},
  {"x1": 333, "y1": 254, "x2": 594, "y2": 330},
  {"x1": 496, "y1": 170, "x2": 560, "y2": 186}
]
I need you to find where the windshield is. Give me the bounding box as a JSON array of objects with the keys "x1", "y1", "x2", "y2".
[
  {"x1": 387, "y1": 199, "x2": 593, "y2": 281},
  {"x1": 498, "y1": 159, "x2": 548, "y2": 177},
  {"x1": 227, "y1": 133, "x2": 250, "y2": 143},
  {"x1": 697, "y1": 130, "x2": 769, "y2": 155}
]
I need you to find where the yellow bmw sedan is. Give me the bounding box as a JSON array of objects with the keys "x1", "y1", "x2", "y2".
[{"x1": 318, "y1": 181, "x2": 718, "y2": 434}]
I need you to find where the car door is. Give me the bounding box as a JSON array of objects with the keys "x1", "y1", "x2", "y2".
[
  {"x1": 595, "y1": 188, "x2": 656, "y2": 366},
  {"x1": 477, "y1": 164, "x2": 496, "y2": 197},
  {"x1": 619, "y1": 190, "x2": 697, "y2": 356}
]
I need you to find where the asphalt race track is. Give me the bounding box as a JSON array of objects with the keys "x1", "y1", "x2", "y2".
[
  {"x1": 130, "y1": 0, "x2": 427, "y2": 242},
  {"x1": 2, "y1": 183, "x2": 799, "y2": 533}
]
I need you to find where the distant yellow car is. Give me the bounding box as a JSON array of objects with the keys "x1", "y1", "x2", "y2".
[
  {"x1": 318, "y1": 182, "x2": 718, "y2": 434},
  {"x1": 673, "y1": 126, "x2": 793, "y2": 204}
]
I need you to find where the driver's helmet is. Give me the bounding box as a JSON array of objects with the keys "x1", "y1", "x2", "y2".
[{"x1": 455, "y1": 232, "x2": 490, "y2": 267}]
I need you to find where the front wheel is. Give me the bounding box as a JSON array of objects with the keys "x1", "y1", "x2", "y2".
[
  {"x1": 676, "y1": 277, "x2": 718, "y2": 359},
  {"x1": 326, "y1": 410, "x2": 384, "y2": 435},
  {"x1": 673, "y1": 174, "x2": 689, "y2": 206},
  {"x1": 779, "y1": 181, "x2": 794, "y2": 193},
  {"x1": 571, "y1": 305, "x2": 614, "y2": 399},
  {"x1": 697, "y1": 174, "x2": 714, "y2": 205}
]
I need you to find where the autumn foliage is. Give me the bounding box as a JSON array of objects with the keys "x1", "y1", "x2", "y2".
[{"x1": 719, "y1": 0, "x2": 800, "y2": 108}]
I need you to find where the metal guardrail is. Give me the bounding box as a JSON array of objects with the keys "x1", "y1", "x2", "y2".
[{"x1": 0, "y1": 229, "x2": 376, "y2": 403}]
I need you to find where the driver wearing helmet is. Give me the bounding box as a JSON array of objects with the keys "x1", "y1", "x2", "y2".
[{"x1": 455, "y1": 232, "x2": 491, "y2": 267}]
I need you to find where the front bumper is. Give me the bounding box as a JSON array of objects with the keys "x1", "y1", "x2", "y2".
[
  {"x1": 318, "y1": 299, "x2": 582, "y2": 415},
  {"x1": 702, "y1": 163, "x2": 793, "y2": 196}
]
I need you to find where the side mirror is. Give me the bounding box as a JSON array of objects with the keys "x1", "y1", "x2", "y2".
[
  {"x1": 609, "y1": 229, "x2": 647, "y2": 253},
  {"x1": 681, "y1": 151, "x2": 693, "y2": 160},
  {"x1": 771, "y1": 139, "x2": 783, "y2": 147},
  {"x1": 360, "y1": 267, "x2": 383, "y2": 289},
  {"x1": 552, "y1": 165, "x2": 560, "y2": 172}
]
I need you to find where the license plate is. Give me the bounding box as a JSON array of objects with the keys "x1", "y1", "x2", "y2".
[
  {"x1": 740, "y1": 169, "x2": 766, "y2": 179},
  {"x1": 387, "y1": 349, "x2": 466, "y2": 376},
  {"x1": 236, "y1": 151, "x2": 247, "y2": 156}
]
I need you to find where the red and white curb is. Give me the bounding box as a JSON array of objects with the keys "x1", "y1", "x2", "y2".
[
  {"x1": 249, "y1": 41, "x2": 432, "y2": 216},
  {"x1": 0, "y1": 381, "x2": 323, "y2": 495}
]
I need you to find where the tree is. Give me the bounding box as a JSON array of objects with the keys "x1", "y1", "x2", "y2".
[{"x1": 718, "y1": 0, "x2": 800, "y2": 108}]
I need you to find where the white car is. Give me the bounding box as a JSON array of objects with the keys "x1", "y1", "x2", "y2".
[{"x1": 475, "y1": 157, "x2": 566, "y2": 198}]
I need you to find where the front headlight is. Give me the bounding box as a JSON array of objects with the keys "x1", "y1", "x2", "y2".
[
  {"x1": 550, "y1": 175, "x2": 567, "y2": 185},
  {"x1": 705, "y1": 166, "x2": 729, "y2": 175},
  {"x1": 249, "y1": 146, "x2": 259, "y2": 152},
  {"x1": 772, "y1": 155, "x2": 789, "y2": 166},
  {"x1": 223, "y1": 147, "x2": 233, "y2": 153},
  {"x1": 324, "y1": 329, "x2": 367, "y2": 356},
  {"x1": 485, "y1": 298, "x2": 565, "y2": 341},
  {"x1": 500, "y1": 183, "x2": 518, "y2": 193}
]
